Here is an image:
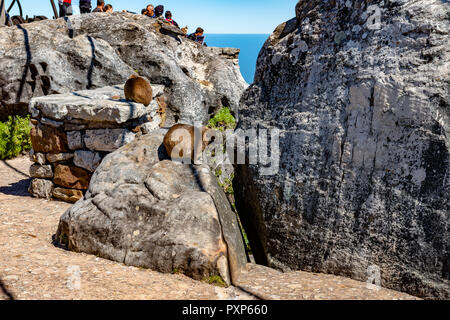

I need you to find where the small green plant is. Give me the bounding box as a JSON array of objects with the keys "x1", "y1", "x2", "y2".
[
  {"x1": 0, "y1": 115, "x2": 32, "y2": 160},
  {"x1": 218, "y1": 174, "x2": 234, "y2": 196},
  {"x1": 208, "y1": 107, "x2": 236, "y2": 132},
  {"x1": 172, "y1": 268, "x2": 181, "y2": 274},
  {"x1": 205, "y1": 275, "x2": 227, "y2": 287}
]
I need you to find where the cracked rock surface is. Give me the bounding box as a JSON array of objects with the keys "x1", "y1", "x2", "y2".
[
  {"x1": 55, "y1": 132, "x2": 248, "y2": 285},
  {"x1": 234, "y1": 0, "x2": 449, "y2": 299},
  {"x1": 0, "y1": 12, "x2": 247, "y2": 124}
]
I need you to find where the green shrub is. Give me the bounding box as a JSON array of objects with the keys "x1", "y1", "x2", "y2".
[
  {"x1": 0, "y1": 115, "x2": 32, "y2": 160},
  {"x1": 208, "y1": 107, "x2": 236, "y2": 131}
]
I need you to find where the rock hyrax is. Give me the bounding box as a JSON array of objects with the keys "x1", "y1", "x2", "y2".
[
  {"x1": 163, "y1": 124, "x2": 215, "y2": 161},
  {"x1": 124, "y1": 75, "x2": 153, "y2": 106}
]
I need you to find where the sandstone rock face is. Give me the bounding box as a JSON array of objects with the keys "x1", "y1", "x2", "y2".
[
  {"x1": 234, "y1": 0, "x2": 449, "y2": 299},
  {"x1": 56, "y1": 132, "x2": 247, "y2": 285},
  {"x1": 30, "y1": 124, "x2": 68, "y2": 153},
  {"x1": 52, "y1": 187, "x2": 83, "y2": 203},
  {"x1": 54, "y1": 165, "x2": 91, "y2": 190},
  {"x1": 0, "y1": 13, "x2": 247, "y2": 124},
  {"x1": 46, "y1": 153, "x2": 74, "y2": 163}
]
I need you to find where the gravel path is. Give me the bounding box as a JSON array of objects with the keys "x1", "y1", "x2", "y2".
[{"x1": 0, "y1": 156, "x2": 418, "y2": 300}]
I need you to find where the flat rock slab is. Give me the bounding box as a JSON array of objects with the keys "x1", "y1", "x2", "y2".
[
  {"x1": 235, "y1": 264, "x2": 420, "y2": 300},
  {"x1": 29, "y1": 84, "x2": 164, "y2": 124}
]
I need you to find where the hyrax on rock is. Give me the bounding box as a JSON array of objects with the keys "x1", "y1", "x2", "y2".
[
  {"x1": 163, "y1": 124, "x2": 215, "y2": 161},
  {"x1": 124, "y1": 75, "x2": 153, "y2": 106}
]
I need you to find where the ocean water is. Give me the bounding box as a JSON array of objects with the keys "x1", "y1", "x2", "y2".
[{"x1": 206, "y1": 34, "x2": 270, "y2": 84}]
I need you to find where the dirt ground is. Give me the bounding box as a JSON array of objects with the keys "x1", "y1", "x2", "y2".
[{"x1": 0, "y1": 156, "x2": 418, "y2": 300}]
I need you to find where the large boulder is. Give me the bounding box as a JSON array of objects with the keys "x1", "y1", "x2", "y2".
[
  {"x1": 234, "y1": 0, "x2": 449, "y2": 299},
  {"x1": 0, "y1": 12, "x2": 247, "y2": 123},
  {"x1": 55, "y1": 131, "x2": 247, "y2": 285}
]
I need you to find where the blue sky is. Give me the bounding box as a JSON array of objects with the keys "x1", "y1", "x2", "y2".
[{"x1": 7, "y1": 0, "x2": 296, "y2": 34}]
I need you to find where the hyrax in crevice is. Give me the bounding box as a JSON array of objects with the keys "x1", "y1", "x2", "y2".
[
  {"x1": 124, "y1": 75, "x2": 153, "y2": 106},
  {"x1": 163, "y1": 124, "x2": 215, "y2": 161}
]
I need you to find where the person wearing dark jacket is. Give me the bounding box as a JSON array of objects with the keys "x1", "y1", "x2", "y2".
[
  {"x1": 155, "y1": 5, "x2": 164, "y2": 18},
  {"x1": 92, "y1": 0, "x2": 104, "y2": 12},
  {"x1": 79, "y1": 0, "x2": 92, "y2": 14},
  {"x1": 188, "y1": 27, "x2": 207, "y2": 46}
]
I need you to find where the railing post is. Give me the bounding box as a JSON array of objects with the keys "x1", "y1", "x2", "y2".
[{"x1": 0, "y1": 0, "x2": 6, "y2": 26}]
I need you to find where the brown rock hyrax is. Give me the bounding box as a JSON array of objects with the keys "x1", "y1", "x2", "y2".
[
  {"x1": 163, "y1": 124, "x2": 215, "y2": 161},
  {"x1": 124, "y1": 75, "x2": 153, "y2": 106}
]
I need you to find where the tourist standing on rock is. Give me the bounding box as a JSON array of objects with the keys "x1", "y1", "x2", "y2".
[
  {"x1": 59, "y1": 0, "x2": 73, "y2": 17},
  {"x1": 79, "y1": 0, "x2": 92, "y2": 14},
  {"x1": 155, "y1": 5, "x2": 164, "y2": 18},
  {"x1": 188, "y1": 27, "x2": 207, "y2": 46},
  {"x1": 92, "y1": 0, "x2": 105, "y2": 12},
  {"x1": 165, "y1": 11, "x2": 179, "y2": 28}
]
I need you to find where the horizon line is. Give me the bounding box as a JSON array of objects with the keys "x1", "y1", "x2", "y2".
[{"x1": 206, "y1": 33, "x2": 271, "y2": 35}]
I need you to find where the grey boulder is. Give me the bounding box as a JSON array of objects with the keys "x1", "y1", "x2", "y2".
[
  {"x1": 234, "y1": 0, "x2": 449, "y2": 299},
  {"x1": 56, "y1": 132, "x2": 247, "y2": 285},
  {"x1": 0, "y1": 12, "x2": 247, "y2": 124}
]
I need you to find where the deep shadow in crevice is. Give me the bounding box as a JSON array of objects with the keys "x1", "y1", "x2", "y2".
[
  {"x1": 86, "y1": 36, "x2": 96, "y2": 89},
  {"x1": 16, "y1": 24, "x2": 31, "y2": 104},
  {"x1": 0, "y1": 278, "x2": 15, "y2": 300},
  {"x1": 188, "y1": 164, "x2": 206, "y2": 192}
]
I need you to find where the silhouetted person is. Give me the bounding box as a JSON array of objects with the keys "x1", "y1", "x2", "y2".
[
  {"x1": 92, "y1": 0, "x2": 105, "y2": 12},
  {"x1": 155, "y1": 5, "x2": 164, "y2": 18},
  {"x1": 80, "y1": 0, "x2": 92, "y2": 14}
]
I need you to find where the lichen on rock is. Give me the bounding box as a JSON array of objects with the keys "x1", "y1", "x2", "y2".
[{"x1": 234, "y1": 0, "x2": 449, "y2": 299}]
